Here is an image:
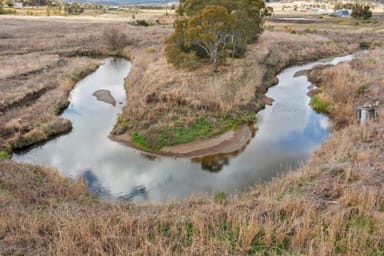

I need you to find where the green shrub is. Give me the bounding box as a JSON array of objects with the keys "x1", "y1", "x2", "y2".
[
  {"x1": 53, "y1": 100, "x2": 70, "y2": 115},
  {"x1": 334, "y1": 2, "x2": 354, "y2": 11},
  {"x1": 64, "y1": 2, "x2": 84, "y2": 15},
  {"x1": 0, "y1": 151, "x2": 9, "y2": 159},
  {"x1": 359, "y1": 41, "x2": 370, "y2": 49},
  {"x1": 136, "y1": 20, "x2": 149, "y2": 26},
  {"x1": 47, "y1": 129, "x2": 58, "y2": 137},
  {"x1": 351, "y1": 4, "x2": 372, "y2": 20},
  {"x1": 311, "y1": 95, "x2": 329, "y2": 113}
]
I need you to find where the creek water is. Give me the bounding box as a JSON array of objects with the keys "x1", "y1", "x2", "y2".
[{"x1": 13, "y1": 55, "x2": 354, "y2": 203}]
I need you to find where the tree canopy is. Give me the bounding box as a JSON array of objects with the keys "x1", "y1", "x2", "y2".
[
  {"x1": 185, "y1": 5, "x2": 233, "y2": 72},
  {"x1": 165, "y1": 0, "x2": 269, "y2": 72}
]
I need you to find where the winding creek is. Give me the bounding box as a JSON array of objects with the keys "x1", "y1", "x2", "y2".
[{"x1": 13, "y1": 55, "x2": 355, "y2": 203}]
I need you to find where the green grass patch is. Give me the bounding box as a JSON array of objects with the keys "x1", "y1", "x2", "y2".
[
  {"x1": 152, "y1": 118, "x2": 214, "y2": 150},
  {"x1": 0, "y1": 151, "x2": 10, "y2": 159},
  {"x1": 217, "y1": 220, "x2": 237, "y2": 253},
  {"x1": 131, "y1": 132, "x2": 151, "y2": 150},
  {"x1": 159, "y1": 113, "x2": 252, "y2": 148},
  {"x1": 311, "y1": 95, "x2": 329, "y2": 113},
  {"x1": 359, "y1": 41, "x2": 370, "y2": 49},
  {"x1": 130, "y1": 111, "x2": 254, "y2": 151},
  {"x1": 173, "y1": 118, "x2": 214, "y2": 144},
  {"x1": 214, "y1": 191, "x2": 227, "y2": 204}
]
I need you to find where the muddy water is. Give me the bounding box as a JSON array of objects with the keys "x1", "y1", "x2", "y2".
[{"x1": 13, "y1": 55, "x2": 354, "y2": 203}]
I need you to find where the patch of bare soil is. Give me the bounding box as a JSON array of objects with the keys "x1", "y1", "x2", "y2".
[{"x1": 160, "y1": 124, "x2": 252, "y2": 158}]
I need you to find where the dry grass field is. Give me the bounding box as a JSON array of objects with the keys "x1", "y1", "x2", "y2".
[
  {"x1": 309, "y1": 48, "x2": 384, "y2": 127},
  {"x1": 0, "y1": 15, "x2": 172, "y2": 153},
  {"x1": 1, "y1": 12, "x2": 384, "y2": 255}
]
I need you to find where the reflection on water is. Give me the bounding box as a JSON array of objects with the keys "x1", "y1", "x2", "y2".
[
  {"x1": 118, "y1": 185, "x2": 148, "y2": 202},
  {"x1": 192, "y1": 140, "x2": 251, "y2": 172},
  {"x1": 82, "y1": 169, "x2": 110, "y2": 199},
  {"x1": 199, "y1": 156, "x2": 230, "y2": 173},
  {"x1": 13, "y1": 55, "x2": 355, "y2": 203}
]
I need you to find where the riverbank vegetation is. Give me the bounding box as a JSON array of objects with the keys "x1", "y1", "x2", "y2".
[
  {"x1": 112, "y1": 15, "x2": 383, "y2": 151},
  {"x1": 309, "y1": 49, "x2": 384, "y2": 128}
]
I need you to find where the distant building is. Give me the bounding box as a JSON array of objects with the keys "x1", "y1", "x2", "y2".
[
  {"x1": 330, "y1": 9, "x2": 350, "y2": 17},
  {"x1": 108, "y1": 6, "x2": 119, "y2": 11}
]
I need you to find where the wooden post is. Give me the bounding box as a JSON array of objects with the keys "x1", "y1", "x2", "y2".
[{"x1": 356, "y1": 102, "x2": 379, "y2": 125}]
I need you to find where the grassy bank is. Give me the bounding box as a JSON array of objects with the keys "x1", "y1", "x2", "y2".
[
  {"x1": 309, "y1": 49, "x2": 384, "y2": 128},
  {"x1": 129, "y1": 112, "x2": 253, "y2": 151},
  {"x1": 0, "y1": 54, "x2": 100, "y2": 153}
]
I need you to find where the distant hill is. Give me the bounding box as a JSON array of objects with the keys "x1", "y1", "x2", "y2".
[{"x1": 63, "y1": 0, "x2": 178, "y2": 6}]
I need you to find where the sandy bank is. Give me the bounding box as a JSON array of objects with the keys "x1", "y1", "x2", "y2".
[{"x1": 110, "y1": 124, "x2": 252, "y2": 158}]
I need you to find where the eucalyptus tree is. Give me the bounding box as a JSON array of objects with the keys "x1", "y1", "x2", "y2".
[
  {"x1": 165, "y1": 0, "x2": 268, "y2": 72},
  {"x1": 185, "y1": 5, "x2": 233, "y2": 72}
]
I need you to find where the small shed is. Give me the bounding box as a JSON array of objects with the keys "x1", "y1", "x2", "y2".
[{"x1": 14, "y1": 2, "x2": 23, "y2": 8}]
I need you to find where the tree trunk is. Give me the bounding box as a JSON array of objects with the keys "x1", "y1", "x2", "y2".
[
  {"x1": 212, "y1": 47, "x2": 218, "y2": 73},
  {"x1": 232, "y1": 40, "x2": 237, "y2": 58}
]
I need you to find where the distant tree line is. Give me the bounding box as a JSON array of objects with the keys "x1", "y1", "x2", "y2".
[
  {"x1": 16, "y1": 0, "x2": 51, "y2": 6},
  {"x1": 165, "y1": 0, "x2": 271, "y2": 72},
  {"x1": 43, "y1": 2, "x2": 84, "y2": 15}
]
